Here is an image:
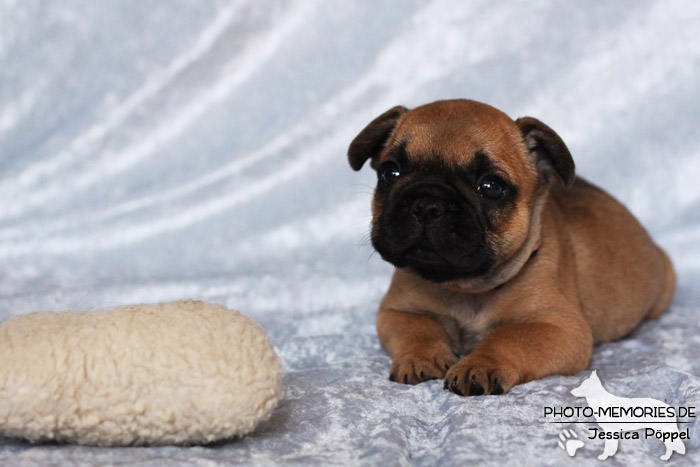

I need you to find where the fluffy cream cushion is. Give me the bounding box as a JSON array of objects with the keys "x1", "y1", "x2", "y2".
[{"x1": 0, "y1": 300, "x2": 281, "y2": 446}]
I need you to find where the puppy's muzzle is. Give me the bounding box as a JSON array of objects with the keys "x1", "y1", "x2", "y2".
[
  {"x1": 375, "y1": 182, "x2": 458, "y2": 254},
  {"x1": 371, "y1": 180, "x2": 492, "y2": 282},
  {"x1": 408, "y1": 194, "x2": 446, "y2": 221},
  {"x1": 400, "y1": 184, "x2": 456, "y2": 262},
  {"x1": 401, "y1": 182, "x2": 458, "y2": 223}
]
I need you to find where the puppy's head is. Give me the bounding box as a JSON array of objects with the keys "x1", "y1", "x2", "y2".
[{"x1": 348, "y1": 99, "x2": 574, "y2": 289}]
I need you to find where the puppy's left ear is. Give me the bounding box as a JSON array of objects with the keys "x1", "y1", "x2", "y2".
[
  {"x1": 515, "y1": 117, "x2": 575, "y2": 187},
  {"x1": 348, "y1": 106, "x2": 408, "y2": 171}
]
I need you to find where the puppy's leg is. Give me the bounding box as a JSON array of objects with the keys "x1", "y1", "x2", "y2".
[
  {"x1": 444, "y1": 320, "x2": 592, "y2": 395},
  {"x1": 646, "y1": 249, "x2": 676, "y2": 320},
  {"x1": 377, "y1": 308, "x2": 457, "y2": 385}
]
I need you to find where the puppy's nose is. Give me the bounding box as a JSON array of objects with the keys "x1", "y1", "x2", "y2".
[{"x1": 410, "y1": 198, "x2": 445, "y2": 220}]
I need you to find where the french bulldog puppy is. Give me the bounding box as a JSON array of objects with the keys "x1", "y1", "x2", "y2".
[{"x1": 348, "y1": 99, "x2": 675, "y2": 396}]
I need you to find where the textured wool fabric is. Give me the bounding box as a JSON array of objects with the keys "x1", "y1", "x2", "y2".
[{"x1": 0, "y1": 301, "x2": 281, "y2": 446}]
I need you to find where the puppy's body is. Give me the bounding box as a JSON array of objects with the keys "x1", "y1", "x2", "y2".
[
  {"x1": 552, "y1": 178, "x2": 674, "y2": 340},
  {"x1": 349, "y1": 99, "x2": 674, "y2": 395}
]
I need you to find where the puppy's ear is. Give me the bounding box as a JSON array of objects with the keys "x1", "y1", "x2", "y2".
[
  {"x1": 515, "y1": 117, "x2": 575, "y2": 187},
  {"x1": 348, "y1": 106, "x2": 408, "y2": 171}
]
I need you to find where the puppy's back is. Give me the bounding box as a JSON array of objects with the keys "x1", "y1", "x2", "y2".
[{"x1": 552, "y1": 177, "x2": 674, "y2": 342}]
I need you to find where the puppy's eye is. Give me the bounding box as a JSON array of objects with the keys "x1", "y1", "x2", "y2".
[
  {"x1": 477, "y1": 174, "x2": 506, "y2": 200},
  {"x1": 379, "y1": 161, "x2": 401, "y2": 185}
]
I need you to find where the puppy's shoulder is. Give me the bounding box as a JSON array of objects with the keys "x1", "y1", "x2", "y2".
[
  {"x1": 550, "y1": 176, "x2": 634, "y2": 224},
  {"x1": 553, "y1": 176, "x2": 612, "y2": 203}
]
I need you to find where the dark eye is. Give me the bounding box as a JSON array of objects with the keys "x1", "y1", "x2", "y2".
[
  {"x1": 379, "y1": 161, "x2": 401, "y2": 185},
  {"x1": 477, "y1": 174, "x2": 506, "y2": 200}
]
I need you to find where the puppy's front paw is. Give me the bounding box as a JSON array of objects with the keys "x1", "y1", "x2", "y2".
[
  {"x1": 389, "y1": 343, "x2": 457, "y2": 385},
  {"x1": 443, "y1": 354, "x2": 518, "y2": 396}
]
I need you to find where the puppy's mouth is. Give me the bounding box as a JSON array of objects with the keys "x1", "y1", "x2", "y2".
[
  {"x1": 403, "y1": 246, "x2": 447, "y2": 264},
  {"x1": 386, "y1": 244, "x2": 490, "y2": 283}
]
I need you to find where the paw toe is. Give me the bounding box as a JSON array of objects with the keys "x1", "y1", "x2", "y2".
[
  {"x1": 389, "y1": 345, "x2": 458, "y2": 385},
  {"x1": 444, "y1": 356, "x2": 516, "y2": 396},
  {"x1": 468, "y1": 376, "x2": 485, "y2": 396}
]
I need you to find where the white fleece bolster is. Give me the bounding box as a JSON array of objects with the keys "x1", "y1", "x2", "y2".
[{"x1": 0, "y1": 300, "x2": 281, "y2": 446}]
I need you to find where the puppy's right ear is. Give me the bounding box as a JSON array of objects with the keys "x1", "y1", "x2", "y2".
[
  {"x1": 348, "y1": 106, "x2": 408, "y2": 171},
  {"x1": 515, "y1": 116, "x2": 575, "y2": 187}
]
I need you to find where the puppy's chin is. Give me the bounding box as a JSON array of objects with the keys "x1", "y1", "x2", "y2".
[
  {"x1": 404, "y1": 262, "x2": 488, "y2": 284},
  {"x1": 373, "y1": 239, "x2": 493, "y2": 283}
]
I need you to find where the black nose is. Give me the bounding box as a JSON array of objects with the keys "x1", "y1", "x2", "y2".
[{"x1": 410, "y1": 197, "x2": 445, "y2": 220}]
